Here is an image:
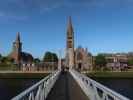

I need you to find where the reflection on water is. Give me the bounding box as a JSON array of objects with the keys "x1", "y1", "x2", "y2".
[
  {"x1": 93, "y1": 78, "x2": 133, "y2": 99},
  {"x1": 0, "y1": 79, "x2": 40, "y2": 100}
]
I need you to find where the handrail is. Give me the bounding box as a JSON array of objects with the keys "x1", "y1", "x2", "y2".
[
  {"x1": 70, "y1": 69, "x2": 130, "y2": 100},
  {"x1": 11, "y1": 70, "x2": 61, "y2": 100}
]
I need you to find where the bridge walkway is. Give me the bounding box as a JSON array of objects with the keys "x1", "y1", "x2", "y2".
[{"x1": 46, "y1": 71, "x2": 89, "y2": 100}]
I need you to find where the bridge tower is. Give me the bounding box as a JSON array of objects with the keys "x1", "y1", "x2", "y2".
[{"x1": 66, "y1": 16, "x2": 75, "y2": 69}]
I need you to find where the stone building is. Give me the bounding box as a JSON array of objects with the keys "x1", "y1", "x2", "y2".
[
  {"x1": 102, "y1": 53, "x2": 128, "y2": 70},
  {"x1": 65, "y1": 17, "x2": 93, "y2": 70},
  {"x1": 75, "y1": 46, "x2": 93, "y2": 70},
  {"x1": 9, "y1": 32, "x2": 33, "y2": 66}
]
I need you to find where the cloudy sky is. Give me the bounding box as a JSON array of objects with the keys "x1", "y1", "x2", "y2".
[{"x1": 0, "y1": 0, "x2": 133, "y2": 58}]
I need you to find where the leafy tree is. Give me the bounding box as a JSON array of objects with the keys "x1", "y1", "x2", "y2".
[
  {"x1": 1, "y1": 56, "x2": 14, "y2": 64},
  {"x1": 127, "y1": 58, "x2": 133, "y2": 66},
  {"x1": 52, "y1": 53, "x2": 58, "y2": 62},
  {"x1": 34, "y1": 58, "x2": 41, "y2": 64},
  {"x1": 1, "y1": 56, "x2": 8, "y2": 63},
  {"x1": 95, "y1": 54, "x2": 107, "y2": 70},
  {"x1": 0, "y1": 54, "x2": 2, "y2": 62},
  {"x1": 43, "y1": 52, "x2": 58, "y2": 62}
]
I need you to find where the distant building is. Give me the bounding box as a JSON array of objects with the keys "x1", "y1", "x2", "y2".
[
  {"x1": 101, "y1": 53, "x2": 128, "y2": 70},
  {"x1": 9, "y1": 32, "x2": 33, "y2": 65},
  {"x1": 65, "y1": 17, "x2": 93, "y2": 70},
  {"x1": 75, "y1": 46, "x2": 93, "y2": 70}
]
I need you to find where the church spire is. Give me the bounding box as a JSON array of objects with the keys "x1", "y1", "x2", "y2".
[
  {"x1": 67, "y1": 16, "x2": 74, "y2": 36},
  {"x1": 13, "y1": 32, "x2": 22, "y2": 53},
  {"x1": 66, "y1": 16, "x2": 75, "y2": 69},
  {"x1": 11, "y1": 32, "x2": 22, "y2": 64},
  {"x1": 16, "y1": 32, "x2": 20, "y2": 42}
]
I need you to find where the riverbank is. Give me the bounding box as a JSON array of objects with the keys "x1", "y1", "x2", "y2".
[
  {"x1": 1, "y1": 71, "x2": 133, "y2": 78},
  {"x1": 0, "y1": 71, "x2": 50, "y2": 79},
  {"x1": 84, "y1": 71, "x2": 133, "y2": 78}
]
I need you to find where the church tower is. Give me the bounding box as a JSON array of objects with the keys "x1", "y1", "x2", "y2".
[
  {"x1": 66, "y1": 16, "x2": 75, "y2": 69},
  {"x1": 12, "y1": 32, "x2": 22, "y2": 64}
]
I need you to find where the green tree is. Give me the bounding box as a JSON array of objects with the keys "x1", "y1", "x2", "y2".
[
  {"x1": 0, "y1": 54, "x2": 2, "y2": 62},
  {"x1": 1, "y1": 56, "x2": 14, "y2": 64},
  {"x1": 43, "y1": 52, "x2": 58, "y2": 62},
  {"x1": 52, "y1": 53, "x2": 58, "y2": 62},
  {"x1": 95, "y1": 54, "x2": 107, "y2": 70},
  {"x1": 127, "y1": 58, "x2": 133, "y2": 66},
  {"x1": 34, "y1": 58, "x2": 41, "y2": 64},
  {"x1": 1, "y1": 56, "x2": 8, "y2": 63}
]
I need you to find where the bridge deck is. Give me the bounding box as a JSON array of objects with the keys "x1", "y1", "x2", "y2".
[{"x1": 46, "y1": 71, "x2": 89, "y2": 100}]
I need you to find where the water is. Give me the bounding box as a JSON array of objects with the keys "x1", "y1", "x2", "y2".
[
  {"x1": 93, "y1": 78, "x2": 133, "y2": 99},
  {"x1": 0, "y1": 78, "x2": 40, "y2": 100},
  {"x1": 0, "y1": 78, "x2": 133, "y2": 100}
]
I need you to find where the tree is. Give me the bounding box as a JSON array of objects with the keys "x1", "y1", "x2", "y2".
[
  {"x1": 1, "y1": 56, "x2": 14, "y2": 64},
  {"x1": 0, "y1": 54, "x2": 2, "y2": 62},
  {"x1": 127, "y1": 58, "x2": 133, "y2": 66},
  {"x1": 43, "y1": 52, "x2": 58, "y2": 62},
  {"x1": 34, "y1": 58, "x2": 41, "y2": 64},
  {"x1": 95, "y1": 54, "x2": 107, "y2": 70},
  {"x1": 1, "y1": 56, "x2": 8, "y2": 63},
  {"x1": 52, "y1": 53, "x2": 58, "y2": 62}
]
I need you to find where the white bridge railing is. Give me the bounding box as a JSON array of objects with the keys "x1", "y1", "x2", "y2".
[
  {"x1": 11, "y1": 70, "x2": 61, "y2": 100},
  {"x1": 70, "y1": 70, "x2": 130, "y2": 100}
]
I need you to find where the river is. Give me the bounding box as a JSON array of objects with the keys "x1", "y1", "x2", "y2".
[
  {"x1": 0, "y1": 78, "x2": 133, "y2": 100},
  {"x1": 0, "y1": 78, "x2": 40, "y2": 100},
  {"x1": 93, "y1": 78, "x2": 133, "y2": 99}
]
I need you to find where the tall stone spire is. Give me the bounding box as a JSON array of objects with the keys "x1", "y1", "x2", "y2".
[
  {"x1": 67, "y1": 16, "x2": 74, "y2": 49},
  {"x1": 12, "y1": 32, "x2": 22, "y2": 64},
  {"x1": 66, "y1": 16, "x2": 75, "y2": 69},
  {"x1": 67, "y1": 16, "x2": 74, "y2": 37},
  {"x1": 16, "y1": 32, "x2": 20, "y2": 42}
]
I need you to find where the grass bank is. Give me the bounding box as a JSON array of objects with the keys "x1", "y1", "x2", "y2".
[
  {"x1": 85, "y1": 71, "x2": 133, "y2": 78},
  {"x1": 0, "y1": 72, "x2": 50, "y2": 79}
]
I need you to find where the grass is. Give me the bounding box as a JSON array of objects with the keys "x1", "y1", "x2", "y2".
[
  {"x1": 86, "y1": 71, "x2": 133, "y2": 78},
  {"x1": 0, "y1": 72, "x2": 49, "y2": 79},
  {"x1": 0, "y1": 64, "x2": 19, "y2": 71}
]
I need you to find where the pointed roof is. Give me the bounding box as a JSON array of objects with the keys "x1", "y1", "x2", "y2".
[
  {"x1": 16, "y1": 32, "x2": 21, "y2": 42},
  {"x1": 67, "y1": 16, "x2": 74, "y2": 35}
]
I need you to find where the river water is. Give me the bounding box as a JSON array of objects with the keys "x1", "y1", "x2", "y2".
[
  {"x1": 0, "y1": 78, "x2": 133, "y2": 100},
  {"x1": 93, "y1": 78, "x2": 133, "y2": 99},
  {"x1": 0, "y1": 78, "x2": 40, "y2": 100}
]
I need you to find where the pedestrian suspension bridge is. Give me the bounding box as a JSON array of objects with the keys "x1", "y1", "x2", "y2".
[{"x1": 11, "y1": 69, "x2": 130, "y2": 100}]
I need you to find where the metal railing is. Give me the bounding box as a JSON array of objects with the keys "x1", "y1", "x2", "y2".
[
  {"x1": 70, "y1": 70, "x2": 130, "y2": 100},
  {"x1": 11, "y1": 70, "x2": 61, "y2": 100}
]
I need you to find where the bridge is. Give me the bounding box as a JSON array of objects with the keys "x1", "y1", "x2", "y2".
[{"x1": 11, "y1": 69, "x2": 130, "y2": 100}]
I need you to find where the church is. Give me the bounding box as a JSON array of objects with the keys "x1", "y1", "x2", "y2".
[
  {"x1": 9, "y1": 32, "x2": 33, "y2": 65},
  {"x1": 65, "y1": 17, "x2": 93, "y2": 71}
]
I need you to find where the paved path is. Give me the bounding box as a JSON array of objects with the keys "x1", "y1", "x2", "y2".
[{"x1": 46, "y1": 71, "x2": 89, "y2": 100}]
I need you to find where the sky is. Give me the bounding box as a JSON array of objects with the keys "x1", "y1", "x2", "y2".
[{"x1": 0, "y1": 0, "x2": 133, "y2": 58}]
